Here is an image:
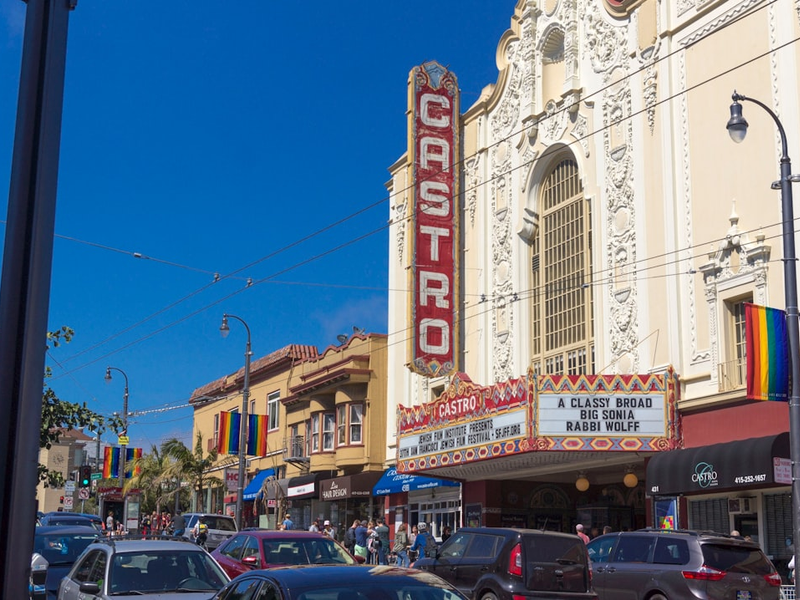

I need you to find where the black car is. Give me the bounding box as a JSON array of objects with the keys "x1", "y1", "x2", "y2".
[
  {"x1": 39, "y1": 513, "x2": 103, "y2": 532},
  {"x1": 586, "y1": 528, "x2": 782, "y2": 600},
  {"x1": 30, "y1": 526, "x2": 100, "y2": 600},
  {"x1": 413, "y1": 527, "x2": 597, "y2": 600},
  {"x1": 211, "y1": 564, "x2": 468, "y2": 600}
]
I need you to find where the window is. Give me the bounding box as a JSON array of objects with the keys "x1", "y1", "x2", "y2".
[
  {"x1": 250, "y1": 399, "x2": 255, "y2": 416},
  {"x1": 305, "y1": 420, "x2": 312, "y2": 456},
  {"x1": 221, "y1": 535, "x2": 246, "y2": 560},
  {"x1": 719, "y1": 295, "x2": 752, "y2": 391},
  {"x1": 290, "y1": 424, "x2": 304, "y2": 458},
  {"x1": 337, "y1": 405, "x2": 346, "y2": 446},
  {"x1": 613, "y1": 535, "x2": 655, "y2": 563},
  {"x1": 267, "y1": 391, "x2": 280, "y2": 431},
  {"x1": 350, "y1": 404, "x2": 363, "y2": 443},
  {"x1": 213, "y1": 413, "x2": 219, "y2": 449},
  {"x1": 311, "y1": 414, "x2": 320, "y2": 453},
  {"x1": 323, "y1": 412, "x2": 335, "y2": 451},
  {"x1": 531, "y1": 157, "x2": 594, "y2": 375}
]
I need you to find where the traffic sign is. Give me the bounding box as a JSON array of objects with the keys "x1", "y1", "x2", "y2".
[
  {"x1": 91, "y1": 473, "x2": 102, "y2": 480},
  {"x1": 64, "y1": 481, "x2": 75, "y2": 493},
  {"x1": 78, "y1": 488, "x2": 90, "y2": 500},
  {"x1": 118, "y1": 435, "x2": 129, "y2": 446},
  {"x1": 63, "y1": 496, "x2": 73, "y2": 509}
]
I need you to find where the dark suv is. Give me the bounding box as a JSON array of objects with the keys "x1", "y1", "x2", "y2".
[
  {"x1": 586, "y1": 529, "x2": 781, "y2": 600},
  {"x1": 413, "y1": 527, "x2": 597, "y2": 600}
]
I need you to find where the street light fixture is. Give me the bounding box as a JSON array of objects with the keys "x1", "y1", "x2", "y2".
[
  {"x1": 727, "y1": 91, "x2": 800, "y2": 597},
  {"x1": 104, "y1": 367, "x2": 130, "y2": 495},
  {"x1": 220, "y1": 313, "x2": 252, "y2": 530}
]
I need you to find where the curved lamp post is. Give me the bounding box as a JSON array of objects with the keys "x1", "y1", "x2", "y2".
[
  {"x1": 104, "y1": 367, "x2": 130, "y2": 494},
  {"x1": 728, "y1": 91, "x2": 800, "y2": 596},
  {"x1": 220, "y1": 313, "x2": 252, "y2": 530}
]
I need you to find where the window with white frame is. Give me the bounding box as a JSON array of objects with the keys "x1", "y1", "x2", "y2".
[
  {"x1": 311, "y1": 414, "x2": 319, "y2": 453},
  {"x1": 336, "y1": 405, "x2": 346, "y2": 446},
  {"x1": 350, "y1": 404, "x2": 363, "y2": 444},
  {"x1": 323, "y1": 412, "x2": 335, "y2": 451},
  {"x1": 213, "y1": 413, "x2": 219, "y2": 448},
  {"x1": 267, "y1": 391, "x2": 280, "y2": 431}
]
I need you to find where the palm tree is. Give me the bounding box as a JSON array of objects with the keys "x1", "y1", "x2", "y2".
[
  {"x1": 126, "y1": 444, "x2": 179, "y2": 516},
  {"x1": 162, "y1": 433, "x2": 220, "y2": 512}
]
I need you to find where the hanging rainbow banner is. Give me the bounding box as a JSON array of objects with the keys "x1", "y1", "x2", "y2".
[
  {"x1": 102, "y1": 447, "x2": 142, "y2": 479},
  {"x1": 217, "y1": 411, "x2": 241, "y2": 455},
  {"x1": 745, "y1": 303, "x2": 789, "y2": 401},
  {"x1": 247, "y1": 414, "x2": 268, "y2": 457}
]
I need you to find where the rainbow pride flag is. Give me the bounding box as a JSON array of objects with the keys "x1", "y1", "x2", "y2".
[
  {"x1": 247, "y1": 414, "x2": 268, "y2": 456},
  {"x1": 102, "y1": 447, "x2": 142, "y2": 479},
  {"x1": 745, "y1": 302, "x2": 789, "y2": 401},
  {"x1": 127, "y1": 447, "x2": 142, "y2": 477},
  {"x1": 217, "y1": 411, "x2": 241, "y2": 455}
]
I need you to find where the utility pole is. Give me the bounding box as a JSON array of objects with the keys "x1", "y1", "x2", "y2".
[{"x1": 0, "y1": 1, "x2": 75, "y2": 597}]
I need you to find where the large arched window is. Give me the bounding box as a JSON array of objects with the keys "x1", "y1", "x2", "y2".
[{"x1": 530, "y1": 157, "x2": 594, "y2": 375}]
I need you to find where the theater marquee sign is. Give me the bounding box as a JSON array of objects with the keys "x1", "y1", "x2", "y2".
[
  {"x1": 396, "y1": 369, "x2": 680, "y2": 473},
  {"x1": 408, "y1": 61, "x2": 460, "y2": 378}
]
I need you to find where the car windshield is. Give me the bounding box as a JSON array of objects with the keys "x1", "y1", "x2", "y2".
[
  {"x1": 109, "y1": 549, "x2": 229, "y2": 595},
  {"x1": 263, "y1": 538, "x2": 356, "y2": 566},
  {"x1": 33, "y1": 531, "x2": 99, "y2": 566}
]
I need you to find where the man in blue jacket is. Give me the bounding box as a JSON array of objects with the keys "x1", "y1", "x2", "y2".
[
  {"x1": 409, "y1": 522, "x2": 436, "y2": 561},
  {"x1": 354, "y1": 520, "x2": 369, "y2": 559}
]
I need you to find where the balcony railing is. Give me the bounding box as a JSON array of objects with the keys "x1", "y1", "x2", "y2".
[
  {"x1": 719, "y1": 357, "x2": 746, "y2": 392},
  {"x1": 283, "y1": 435, "x2": 309, "y2": 464}
]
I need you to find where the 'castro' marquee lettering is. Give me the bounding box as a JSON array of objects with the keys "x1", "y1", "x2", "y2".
[{"x1": 410, "y1": 62, "x2": 459, "y2": 377}]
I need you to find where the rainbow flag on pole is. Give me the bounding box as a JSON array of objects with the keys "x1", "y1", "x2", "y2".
[
  {"x1": 103, "y1": 446, "x2": 119, "y2": 478},
  {"x1": 217, "y1": 411, "x2": 241, "y2": 455},
  {"x1": 247, "y1": 414, "x2": 268, "y2": 457},
  {"x1": 745, "y1": 302, "x2": 789, "y2": 401}
]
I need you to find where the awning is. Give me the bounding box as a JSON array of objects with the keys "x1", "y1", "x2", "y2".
[
  {"x1": 319, "y1": 471, "x2": 383, "y2": 501},
  {"x1": 373, "y1": 467, "x2": 461, "y2": 496},
  {"x1": 646, "y1": 433, "x2": 790, "y2": 496},
  {"x1": 287, "y1": 471, "x2": 335, "y2": 499},
  {"x1": 242, "y1": 468, "x2": 275, "y2": 502}
]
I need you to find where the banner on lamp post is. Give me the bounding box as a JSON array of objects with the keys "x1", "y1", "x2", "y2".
[{"x1": 225, "y1": 468, "x2": 239, "y2": 492}]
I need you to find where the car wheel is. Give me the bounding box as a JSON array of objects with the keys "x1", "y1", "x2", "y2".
[{"x1": 479, "y1": 592, "x2": 499, "y2": 600}]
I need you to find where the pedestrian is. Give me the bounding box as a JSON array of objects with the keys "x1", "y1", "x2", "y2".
[
  {"x1": 105, "y1": 510, "x2": 115, "y2": 535},
  {"x1": 309, "y1": 518, "x2": 320, "y2": 533},
  {"x1": 171, "y1": 511, "x2": 186, "y2": 537},
  {"x1": 282, "y1": 513, "x2": 294, "y2": 530},
  {"x1": 323, "y1": 520, "x2": 334, "y2": 538},
  {"x1": 366, "y1": 520, "x2": 378, "y2": 564},
  {"x1": 409, "y1": 522, "x2": 436, "y2": 560},
  {"x1": 575, "y1": 524, "x2": 590, "y2": 544},
  {"x1": 393, "y1": 522, "x2": 410, "y2": 567},
  {"x1": 374, "y1": 517, "x2": 390, "y2": 565},
  {"x1": 345, "y1": 519, "x2": 358, "y2": 554},
  {"x1": 602, "y1": 525, "x2": 612, "y2": 535},
  {"x1": 141, "y1": 513, "x2": 151, "y2": 535},
  {"x1": 193, "y1": 516, "x2": 209, "y2": 549},
  {"x1": 442, "y1": 526, "x2": 452, "y2": 542},
  {"x1": 407, "y1": 524, "x2": 418, "y2": 563},
  {"x1": 354, "y1": 519, "x2": 369, "y2": 559}
]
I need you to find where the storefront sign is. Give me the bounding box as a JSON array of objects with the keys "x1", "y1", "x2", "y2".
[
  {"x1": 409, "y1": 61, "x2": 459, "y2": 378},
  {"x1": 225, "y1": 468, "x2": 238, "y2": 492},
  {"x1": 537, "y1": 393, "x2": 666, "y2": 436}
]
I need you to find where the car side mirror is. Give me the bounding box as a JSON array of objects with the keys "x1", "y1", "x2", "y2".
[
  {"x1": 79, "y1": 582, "x2": 101, "y2": 594},
  {"x1": 242, "y1": 556, "x2": 259, "y2": 567}
]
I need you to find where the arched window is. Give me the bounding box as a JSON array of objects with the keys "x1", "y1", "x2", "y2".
[{"x1": 530, "y1": 157, "x2": 594, "y2": 375}]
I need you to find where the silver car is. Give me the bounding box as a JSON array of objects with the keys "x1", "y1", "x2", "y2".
[
  {"x1": 182, "y1": 513, "x2": 238, "y2": 550},
  {"x1": 57, "y1": 536, "x2": 229, "y2": 599}
]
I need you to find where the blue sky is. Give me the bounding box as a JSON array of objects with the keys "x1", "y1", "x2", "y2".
[{"x1": 0, "y1": 2, "x2": 512, "y2": 451}]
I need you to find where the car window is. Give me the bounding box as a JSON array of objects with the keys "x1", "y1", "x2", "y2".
[
  {"x1": 587, "y1": 536, "x2": 617, "y2": 564},
  {"x1": 465, "y1": 534, "x2": 501, "y2": 559},
  {"x1": 440, "y1": 532, "x2": 471, "y2": 558},
  {"x1": 255, "y1": 582, "x2": 279, "y2": 600},
  {"x1": 88, "y1": 551, "x2": 107, "y2": 587},
  {"x1": 224, "y1": 577, "x2": 263, "y2": 600},
  {"x1": 72, "y1": 550, "x2": 102, "y2": 583},
  {"x1": 33, "y1": 531, "x2": 99, "y2": 566},
  {"x1": 612, "y1": 535, "x2": 655, "y2": 563},
  {"x1": 222, "y1": 535, "x2": 247, "y2": 560},
  {"x1": 701, "y1": 544, "x2": 774, "y2": 575},
  {"x1": 242, "y1": 536, "x2": 260, "y2": 564},
  {"x1": 653, "y1": 537, "x2": 690, "y2": 565},
  {"x1": 211, "y1": 516, "x2": 237, "y2": 531}
]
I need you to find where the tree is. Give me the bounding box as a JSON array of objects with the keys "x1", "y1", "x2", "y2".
[
  {"x1": 162, "y1": 433, "x2": 220, "y2": 512},
  {"x1": 40, "y1": 327, "x2": 122, "y2": 487},
  {"x1": 126, "y1": 444, "x2": 179, "y2": 516}
]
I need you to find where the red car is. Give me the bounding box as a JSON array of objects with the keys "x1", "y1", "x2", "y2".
[{"x1": 210, "y1": 530, "x2": 362, "y2": 579}]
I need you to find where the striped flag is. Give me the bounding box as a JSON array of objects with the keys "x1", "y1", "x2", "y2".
[
  {"x1": 745, "y1": 302, "x2": 789, "y2": 401},
  {"x1": 102, "y1": 447, "x2": 143, "y2": 479},
  {"x1": 127, "y1": 447, "x2": 143, "y2": 477},
  {"x1": 247, "y1": 414, "x2": 268, "y2": 457},
  {"x1": 217, "y1": 411, "x2": 241, "y2": 454}
]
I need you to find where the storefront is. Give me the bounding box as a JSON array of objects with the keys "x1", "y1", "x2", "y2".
[
  {"x1": 646, "y1": 432, "x2": 791, "y2": 566},
  {"x1": 286, "y1": 471, "x2": 335, "y2": 531},
  {"x1": 319, "y1": 471, "x2": 383, "y2": 539}
]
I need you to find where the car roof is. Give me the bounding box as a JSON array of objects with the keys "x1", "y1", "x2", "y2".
[
  {"x1": 233, "y1": 564, "x2": 463, "y2": 589},
  {"x1": 35, "y1": 526, "x2": 101, "y2": 535},
  {"x1": 453, "y1": 527, "x2": 582, "y2": 541},
  {"x1": 230, "y1": 530, "x2": 332, "y2": 540},
  {"x1": 92, "y1": 537, "x2": 207, "y2": 553}
]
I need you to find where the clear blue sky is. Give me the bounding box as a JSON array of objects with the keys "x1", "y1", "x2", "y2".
[{"x1": 0, "y1": 1, "x2": 512, "y2": 451}]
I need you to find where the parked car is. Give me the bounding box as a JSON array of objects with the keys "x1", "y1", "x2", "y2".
[
  {"x1": 210, "y1": 530, "x2": 360, "y2": 579},
  {"x1": 30, "y1": 526, "x2": 100, "y2": 600},
  {"x1": 413, "y1": 527, "x2": 597, "y2": 600},
  {"x1": 182, "y1": 513, "x2": 238, "y2": 550},
  {"x1": 210, "y1": 564, "x2": 469, "y2": 600},
  {"x1": 56, "y1": 535, "x2": 229, "y2": 599},
  {"x1": 39, "y1": 513, "x2": 103, "y2": 532},
  {"x1": 586, "y1": 528, "x2": 782, "y2": 600}
]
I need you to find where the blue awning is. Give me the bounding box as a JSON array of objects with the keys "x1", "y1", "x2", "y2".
[
  {"x1": 242, "y1": 468, "x2": 275, "y2": 501},
  {"x1": 372, "y1": 467, "x2": 460, "y2": 496}
]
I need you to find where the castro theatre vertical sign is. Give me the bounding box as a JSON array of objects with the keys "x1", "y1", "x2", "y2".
[{"x1": 409, "y1": 61, "x2": 459, "y2": 377}]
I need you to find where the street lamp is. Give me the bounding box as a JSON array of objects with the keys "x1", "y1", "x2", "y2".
[
  {"x1": 220, "y1": 313, "x2": 252, "y2": 530},
  {"x1": 727, "y1": 91, "x2": 800, "y2": 596},
  {"x1": 104, "y1": 367, "x2": 129, "y2": 493}
]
